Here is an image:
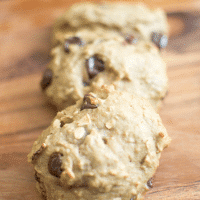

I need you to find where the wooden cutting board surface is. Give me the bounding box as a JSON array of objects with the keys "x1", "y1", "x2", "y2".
[{"x1": 1, "y1": 0, "x2": 200, "y2": 199}]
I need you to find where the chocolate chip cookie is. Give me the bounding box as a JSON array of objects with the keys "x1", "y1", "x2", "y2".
[
  {"x1": 53, "y1": 2, "x2": 168, "y2": 47},
  {"x1": 28, "y1": 86, "x2": 171, "y2": 200},
  {"x1": 41, "y1": 29, "x2": 168, "y2": 110}
]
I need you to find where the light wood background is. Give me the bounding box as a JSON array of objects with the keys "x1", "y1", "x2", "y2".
[{"x1": 1, "y1": 0, "x2": 200, "y2": 199}]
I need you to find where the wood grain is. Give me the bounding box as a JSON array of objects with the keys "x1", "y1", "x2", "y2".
[{"x1": 1, "y1": 0, "x2": 200, "y2": 199}]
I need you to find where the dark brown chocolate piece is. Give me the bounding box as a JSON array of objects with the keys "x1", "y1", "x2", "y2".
[
  {"x1": 60, "y1": 118, "x2": 73, "y2": 127},
  {"x1": 40, "y1": 68, "x2": 53, "y2": 90},
  {"x1": 102, "y1": 138, "x2": 108, "y2": 144},
  {"x1": 48, "y1": 152, "x2": 63, "y2": 178},
  {"x1": 60, "y1": 121, "x2": 65, "y2": 127},
  {"x1": 81, "y1": 94, "x2": 98, "y2": 111},
  {"x1": 85, "y1": 55, "x2": 105, "y2": 79},
  {"x1": 125, "y1": 34, "x2": 137, "y2": 44},
  {"x1": 32, "y1": 143, "x2": 47, "y2": 162},
  {"x1": 147, "y1": 177, "x2": 153, "y2": 188},
  {"x1": 151, "y1": 32, "x2": 168, "y2": 49},
  {"x1": 64, "y1": 36, "x2": 84, "y2": 53}
]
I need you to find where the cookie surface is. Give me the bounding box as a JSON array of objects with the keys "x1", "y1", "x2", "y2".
[
  {"x1": 28, "y1": 86, "x2": 171, "y2": 200},
  {"x1": 41, "y1": 29, "x2": 168, "y2": 110},
  {"x1": 53, "y1": 2, "x2": 168, "y2": 45}
]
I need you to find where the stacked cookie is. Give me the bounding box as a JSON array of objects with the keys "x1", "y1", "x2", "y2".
[
  {"x1": 28, "y1": 2, "x2": 171, "y2": 200},
  {"x1": 41, "y1": 2, "x2": 168, "y2": 111}
]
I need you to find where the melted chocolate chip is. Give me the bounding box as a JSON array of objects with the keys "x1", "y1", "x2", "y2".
[
  {"x1": 151, "y1": 32, "x2": 168, "y2": 49},
  {"x1": 64, "y1": 36, "x2": 84, "y2": 53},
  {"x1": 60, "y1": 121, "x2": 65, "y2": 127},
  {"x1": 34, "y1": 171, "x2": 41, "y2": 183},
  {"x1": 32, "y1": 143, "x2": 46, "y2": 162},
  {"x1": 81, "y1": 94, "x2": 98, "y2": 111},
  {"x1": 125, "y1": 34, "x2": 137, "y2": 44},
  {"x1": 48, "y1": 152, "x2": 63, "y2": 178},
  {"x1": 85, "y1": 55, "x2": 105, "y2": 79},
  {"x1": 147, "y1": 177, "x2": 153, "y2": 188},
  {"x1": 40, "y1": 68, "x2": 53, "y2": 90}
]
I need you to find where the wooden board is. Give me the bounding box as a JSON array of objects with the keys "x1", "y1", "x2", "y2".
[{"x1": 1, "y1": 1, "x2": 200, "y2": 199}]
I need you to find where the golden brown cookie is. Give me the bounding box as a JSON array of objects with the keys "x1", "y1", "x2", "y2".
[
  {"x1": 41, "y1": 29, "x2": 168, "y2": 110},
  {"x1": 53, "y1": 2, "x2": 168, "y2": 47},
  {"x1": 28, "y1": 86, "x2": 171, "y2": 200}
]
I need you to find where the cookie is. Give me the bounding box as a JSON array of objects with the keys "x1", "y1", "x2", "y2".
[
  {"x1": 41, "y1": 29, "x2": 168, "y2": 110},
  {"x1": 28, "y1": 86, "x2": 171, "y2": 200},
  {"x1": 53, "y1": 2, "x2": 168, "y2": 48}
]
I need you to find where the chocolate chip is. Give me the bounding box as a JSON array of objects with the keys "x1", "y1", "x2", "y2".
[
  {"x1": 60, "y1": 121, "x2": 65, "y2": 127},
  {"x1": 85, "y1": 55, "x2": 105, "y2": 79},
  {"x1": 81, "y1": 94, "x2": 98, "y2": 111},
  {"x1": 32, "y1": 143, "x2": 47, "y2": 162},
  {"x1": 140, "y1": 155, "x2": 146, "y2": 165},
  {"x1": 64, "y1": 36, "x2": 84, "y2": 53},
  {"x1": 60, "y1": 118, "x2": 73, "y2": 127},
  {"x1": 34, "y1": 171, "x2": 41, "y2": 183},
  {"x1": 40, "y1": 68, "x2": 53, "y2": 90},
  {"x1": 125, "y1": 34, "x2": 137, "y2": 44},
  {"x1": 102, "y1": 138, "x2": 108, "y2": 144},
  {"x1": 151, "y1": 32, "x2": 168, "y2": 49},
  {"x1": 147, "y1": 177, "x2": 153, "y2": 188},
  {"x1": 48, "y1": 152, "x2": 63, "y2": 178}
]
